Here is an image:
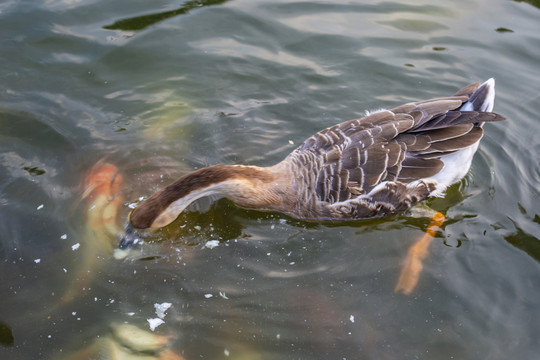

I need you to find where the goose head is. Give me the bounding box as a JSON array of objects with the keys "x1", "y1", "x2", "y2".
[{"x1": 119, "y1": 164, "x2": 283, "y2": 248}]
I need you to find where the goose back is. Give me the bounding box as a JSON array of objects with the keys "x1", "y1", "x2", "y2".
[{"x1": 284, "y1": 82, "x2": 505, "y2": 209}]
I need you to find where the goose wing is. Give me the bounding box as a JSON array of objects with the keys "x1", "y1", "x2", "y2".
[{"x1": 292, "y1": 91, "x2": 504, "y2": 205}]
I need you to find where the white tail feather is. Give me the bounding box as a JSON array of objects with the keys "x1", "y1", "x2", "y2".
[{"x1": 460, "y1": 78, "x2": 495, "y2": 112}]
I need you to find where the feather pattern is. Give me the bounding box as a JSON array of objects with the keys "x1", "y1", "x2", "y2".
[{"x1": 277, "y1": 78, "x2": 505, "y2": 219}]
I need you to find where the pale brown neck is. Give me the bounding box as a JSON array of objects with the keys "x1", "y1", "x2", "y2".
[{"x1": 129, "y1": 164, "x2": 278, "y2": 229}]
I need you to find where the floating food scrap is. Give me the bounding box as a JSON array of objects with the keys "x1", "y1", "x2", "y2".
[
  {"x1": 148, "y1": 318, "x2": 165, "y2": 332},
  {"x1": 154, "y1": 302, "x2": 172, "y2": 319}
]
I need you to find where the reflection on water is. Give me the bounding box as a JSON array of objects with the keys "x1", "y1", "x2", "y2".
[
  {"x1": 0, "y1": 322, "x2": 14, "y2": 347},
  {"x1": 2, "y1": 0, "x2": 540, "y2": 359},
  {"x1": 505, "y1": 217, "x2": 540, "y2": 263},
  {"x1": 515, "y1": 0, "x2": 540, "y2": 10},
  {"x1": 103, "y1": 0, "x2": 232, "y2": 31}
]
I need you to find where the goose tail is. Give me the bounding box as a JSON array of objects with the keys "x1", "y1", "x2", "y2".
[{"x1": 459, "y1": 78, "x2": 495, "y2": 112}]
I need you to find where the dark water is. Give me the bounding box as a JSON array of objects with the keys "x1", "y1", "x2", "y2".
[{"x1": 1, "y1": 0, "x2": 539, "y2": 359}]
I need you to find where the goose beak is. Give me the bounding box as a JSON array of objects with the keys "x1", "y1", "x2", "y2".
[{"x1": 118, "y1": 223, "x2": 142, "y2": 249}]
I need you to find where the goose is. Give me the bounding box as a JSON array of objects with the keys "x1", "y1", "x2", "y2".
[{"x1": 120, "y1": 79, "x2": 505, "y2": 249}]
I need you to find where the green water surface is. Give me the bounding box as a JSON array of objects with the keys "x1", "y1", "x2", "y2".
[{"x1": 1, "y1": 0, "x2": 539, "y2": 359}]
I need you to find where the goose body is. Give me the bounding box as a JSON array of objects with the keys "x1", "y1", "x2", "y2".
[{"x1": 126, "y1": 79, "x2": 505, "y2": 236}]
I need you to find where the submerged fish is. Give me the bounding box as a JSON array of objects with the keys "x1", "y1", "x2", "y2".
[{"x1": 61, "y1": 161, "x2": 124, "y2": 304}]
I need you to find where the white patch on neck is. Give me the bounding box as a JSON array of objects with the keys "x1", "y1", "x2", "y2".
[{"x1": 151, "y1": 179, "x2": 242, "y2": 228}]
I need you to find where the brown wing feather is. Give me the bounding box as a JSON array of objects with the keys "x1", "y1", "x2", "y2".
[
  {"x1": 453, "y1": 82, "x2": 481, "y2": 97},
  {"x1": 289, "y1": 84, "x2": 504, "y2": 205}
]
